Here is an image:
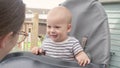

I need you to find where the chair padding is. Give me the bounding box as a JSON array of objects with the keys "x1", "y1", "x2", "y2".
[{"x1": 0, "y1": 52, "x2": 106, "y2": 68}]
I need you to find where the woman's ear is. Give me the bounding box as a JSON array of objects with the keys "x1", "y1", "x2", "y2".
[
  {"x1": 0, "y1": 32, "x2": 13, "y2": 48},
  {"x1": 67, "y1": 24, "x2": 71, "y2": 32}
]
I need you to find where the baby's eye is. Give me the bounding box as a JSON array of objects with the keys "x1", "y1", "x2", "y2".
[
  {"x1": 55, "y1": 26, "x2": 60, "y2": 29},
  {"x1": 47, "y1": 25, "x2": 51, "y2": 28}
]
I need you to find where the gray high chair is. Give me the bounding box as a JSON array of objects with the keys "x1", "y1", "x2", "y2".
[{"x1": 0, "y1": 0, "x2": 110, "y2": 68}]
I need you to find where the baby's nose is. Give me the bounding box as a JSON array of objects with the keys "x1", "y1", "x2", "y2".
[{"x1": 50, "y1": 28, "x2": 55, "y2": 32}]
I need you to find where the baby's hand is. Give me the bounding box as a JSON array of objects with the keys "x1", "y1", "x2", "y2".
[
  {"x1": 75, "y1": 51, "x2": 90, "y2": 67},
  {"x1": 31, "y1": 47, "x2": 44, "y2": 55}
]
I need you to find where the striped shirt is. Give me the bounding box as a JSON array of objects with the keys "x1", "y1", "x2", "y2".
[{"x1": 41, "y1": 36, "x2": 83, "y2": 61}]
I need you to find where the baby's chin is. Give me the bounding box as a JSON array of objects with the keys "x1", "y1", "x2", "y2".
[
  {"x1": 51, "y1": 38, "x2": 58, "y2": 42},
  {"x1": 49, "y1": 36, "x2": 57, "y2": 41},
  {"x1": 52, "y1": 38, "x2": 65, "y2": 42}
]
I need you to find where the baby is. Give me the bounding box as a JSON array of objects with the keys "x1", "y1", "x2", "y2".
[{"x1": 31, "y1": 6, "x2": 90, "y2": 66}]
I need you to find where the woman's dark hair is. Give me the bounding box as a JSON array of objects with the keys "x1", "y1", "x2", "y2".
[{"x1": 0, "y1": 0, "x2": 25, "y2": 36}]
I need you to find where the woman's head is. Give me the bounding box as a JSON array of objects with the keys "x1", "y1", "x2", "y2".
[
  {"x1": 0, "y1": 0, "x2": 25, "y2": 36},
  {"x1": 0, "y1": 0, "x2": 25, "y2": 60}
]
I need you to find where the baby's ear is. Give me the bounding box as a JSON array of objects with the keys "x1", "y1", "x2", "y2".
[
  {"x1": 0, "y1": 32, "x2": 13, "y2": 48},
  {"x1": 67, "y1": 24, "x2": 71, "y2": 32}
]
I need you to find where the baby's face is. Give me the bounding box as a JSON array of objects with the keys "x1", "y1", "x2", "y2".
[{"x1": 46, "y1": 17, "x2": 71, "y2": 42}]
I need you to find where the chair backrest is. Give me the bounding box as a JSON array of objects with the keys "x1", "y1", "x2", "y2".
[
  {"x1": 60, "y1": 0, "x2": 110, "y2": 66},
  {"x1": 0, "y1": 52, "x2": 108, "y2": 68}
]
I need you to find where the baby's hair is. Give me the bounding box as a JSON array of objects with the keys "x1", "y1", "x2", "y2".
[
  {"x1": 0, "y1": 0, "x2": 25, "y2": 36},
  {"x1": 48, "y1": 6, "x2": 72, "y2": 24}
]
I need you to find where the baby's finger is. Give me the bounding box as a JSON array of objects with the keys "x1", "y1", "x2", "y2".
[
  {"x1": 79, "y1": 60, "x2": 84, "y2": 66},
  {"x1": 31, "y1": 48, "x2": 36, "y2": 54},
  {"x1": 36, "y1": 49, "x2": 39, "y2": 55},
  {"x1": 87, "y1": 59, "x2": 91, "y2": 64},
  {"x1": 33, "y1": 47, "x2": 38, "y2": 55},
  {"x1": 82, "y1": 60, "x2": 87, "y2": 67},
  {"x1": 38, "y1": 48, "x2": 42, "y2": 53}
]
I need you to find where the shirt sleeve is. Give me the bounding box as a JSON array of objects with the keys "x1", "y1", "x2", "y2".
[{"x1": 72, "y1": 41, "x2": 83, "y2": 56}]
